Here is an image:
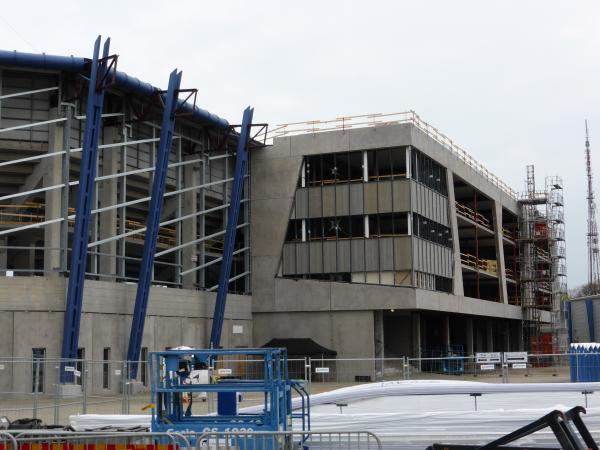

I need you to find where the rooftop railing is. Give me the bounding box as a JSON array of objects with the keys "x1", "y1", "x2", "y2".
[{"x1": 263, "y1": 111, "x2": 518, "y2": 199}]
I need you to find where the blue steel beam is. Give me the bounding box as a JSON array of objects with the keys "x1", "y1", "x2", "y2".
[
  {"x1": 210, "y1": 107, "x2": 254, "y2": 349},
  {"x1": 127, "y1": 69, "x2": 182, "y2": 379},
  {"x1": 60, "y1": 36, "x2": 111, "y2": 383}
]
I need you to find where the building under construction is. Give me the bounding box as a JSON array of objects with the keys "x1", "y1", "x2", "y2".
[{"x1": 0, "y1": 42, "x2": 570, "y2": 395}]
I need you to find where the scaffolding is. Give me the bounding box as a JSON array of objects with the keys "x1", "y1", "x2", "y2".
[{"x1": 518, "y1": 165, "x2": 567, "y2": 353}]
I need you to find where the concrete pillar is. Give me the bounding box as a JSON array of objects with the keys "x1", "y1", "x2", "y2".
[
  {"x1": 446, "y1": 170, "x2": 464, "y2": 295},
  {"x1": 29, "y1": 242, "x2": 36, "y2": 273},
  {"x1": 412, "y1": 312, "x2": 421, "y2": 358},
  {"x1": 518, "y1": 322, "x2": 525, "y2": 351},
  {"x1": 487, "y1": 320, "x2": 494, "y2": 351},
  {"x1": 44, "y1": 108, "x2": 63, "y2": 276},
  {"x1": 182, "y1": 156, "x2": 198, "y2": 289},
  {"x1": 98, "y1": 127, "x2": 120, "y2": 277},
  {"x1": 374, "y1": 310, "x2": 384, "y2": 359},
  {"x1": 0, "y1": 237, "x2": 6, "y2": 275},
  {"x1": 442, "y1": 315, "x2": 450, "y2": 350},
  {"x1": 492, "y1": 200, "x2": 509, "y2": 304},
  {"x1": 466, "y1": 317, "x2": 474, "y2": 355}
]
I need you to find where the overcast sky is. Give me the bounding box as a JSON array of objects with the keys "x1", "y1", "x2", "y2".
[{"x1": 0, "y1": 1, "x2": 598, "y2": 288}]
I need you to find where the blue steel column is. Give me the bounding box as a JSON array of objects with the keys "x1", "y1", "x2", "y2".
[
  {"x1": 209, "y1": 107, "x2": 254, "y2": 349},
  {"x1": 60, "y1": 36, "x2": 111, "y2": 382},
  {"x1": 127, "y1": 69, "x2": 182, "y2": 379}
]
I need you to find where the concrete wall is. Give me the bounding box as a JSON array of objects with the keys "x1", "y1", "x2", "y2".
[{"x1": 0, "y1": 277, "x2": 252, "y2": 394}]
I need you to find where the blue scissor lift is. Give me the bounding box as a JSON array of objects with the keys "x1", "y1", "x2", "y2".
[{"x1": 150, "y1": 348, "x2": 310, "y2": 447}]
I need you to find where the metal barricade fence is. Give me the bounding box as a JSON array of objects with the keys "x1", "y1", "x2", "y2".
[
  {"x1": 5, "y1": 430, "x2": 191, "y2": 449},
  {"x1": 194, "y1": 431, "x2": 382, "y2": 450},
  {"x1": 0, "y1": 353, "x2": 590, "y2": 424}
]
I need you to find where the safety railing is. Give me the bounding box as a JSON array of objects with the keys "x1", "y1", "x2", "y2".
[
  {"x1": 0, "y1": 353, "x2": 588, "y2": 425},
  {"x1": 460, "y1": 252, "x2": 497, "y2": 274},
  {"x1": 5, "y1": 430, "x2": 191, "y2": 449},
  {"x1": 194, "y1": 431, "x2": 382, "y2": 450},
  {"x1": 263, "y1": 111, "x2": 518, "y2": 199},
  {"x1": 455, "y1": 201, "x2": 492, "y2": 229}
]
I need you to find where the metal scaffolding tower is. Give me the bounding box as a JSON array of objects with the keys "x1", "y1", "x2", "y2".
[
  {"x1": 585, "y1": 121, "x2": 600, "y2": 291},
  {"x1": 518, "y1": 165, "x2": 567, "y2": 353}
]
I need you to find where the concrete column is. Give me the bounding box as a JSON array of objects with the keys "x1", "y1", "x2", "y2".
[
  {"x1": 182, "y1": 156, "x2": 198, "y2": 289},
  {"x1": 487, "y1": 320, "x2": 494, "y2": 351},
  {"x1": 466, "y1": 317, "x2": 474, "y2": 355},
  {"x1": 475, "y1": 323, "x2": 483, "y2": 353},
  {"x1": 518, "y1": 322, "x2": 525, "y2": 351},
  {"x1": 44, "y1": 108, "x2": 63, "y2": 276},
  {"x1": 374, "y1": 310, "x2": 384, "y2": 359},
  {"x1": 411, "y1": 312, "x2": 421, "y2": 358},
  {"x1": 98, "y1": 127, "x2": 120, "y2": 277},
  {"x1": 29, "y1": 242, "x2": 36, "y2": 272},
  {"x1": 0, "y1": 236, "x2": 6, "y2": 275},
  {"x1": 442, "y1": 315, "x2": 450, "y2": 350},
  {"x1": 492, "y1": 200, "x2": 509, "y2": 304},
  {"x1": 446, "y1": 170, "x2": 464, "y2": 295}
]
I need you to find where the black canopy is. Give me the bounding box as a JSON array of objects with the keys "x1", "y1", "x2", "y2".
[{"x1": 262, "y1": 338, "x2": 337, "y2": 357}]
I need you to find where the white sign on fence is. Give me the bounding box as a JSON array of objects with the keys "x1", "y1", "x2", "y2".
[
  {"x1": 315, "y1": 367, "x2": 330, "y2": 374},
  {"x1": 218, "y1": 368, "x2": 233, "y2": 375},
  {"x1": 73, "y1": 370, "x2": 81, "y2": 378},
  {"x1": 476, "y1": 352, "x2": 502, "y2": 363},
  {"x1": 504, "y1": 352, "x2": 528, "y2": 363},
  {"x1": 114, "y1": 369, "x2": 121, "y2": 376},
  {"x1": 512, "y1": 363, "x2": 527, "y2": 369},
  {"x1": 0, "y1": 364, "x2": 4, "y2": 370},
  {"x1": 480, "y1": 364, "x2": 495, "y2": 371},
  {"x1": 64, "y1": 366, "x2": 75, "y2": 372}
]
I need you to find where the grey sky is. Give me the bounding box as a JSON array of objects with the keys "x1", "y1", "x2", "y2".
[{"x1": 0, "y1": 0, "x2": 597, "y2": 288}]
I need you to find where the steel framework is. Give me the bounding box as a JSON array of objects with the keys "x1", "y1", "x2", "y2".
[{"x1": 585, "y1": 121, "x2": 600, "y2": 291}]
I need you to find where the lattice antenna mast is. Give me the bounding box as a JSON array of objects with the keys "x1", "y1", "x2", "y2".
[{"x1": 585, "y1": 120, "x2": 600, "y2": 289}]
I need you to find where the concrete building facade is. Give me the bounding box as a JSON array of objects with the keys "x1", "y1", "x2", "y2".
[{"x1": 251, "y1": 119, "x2": 552, "y2": 359}]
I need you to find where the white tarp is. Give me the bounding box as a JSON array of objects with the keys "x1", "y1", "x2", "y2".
[
  {"x1": 70, "y1": 414, "x2": 150, "y2": 430},
  {"x1": 71, "y1": 380, "x2": 600, "y2": 446}
]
